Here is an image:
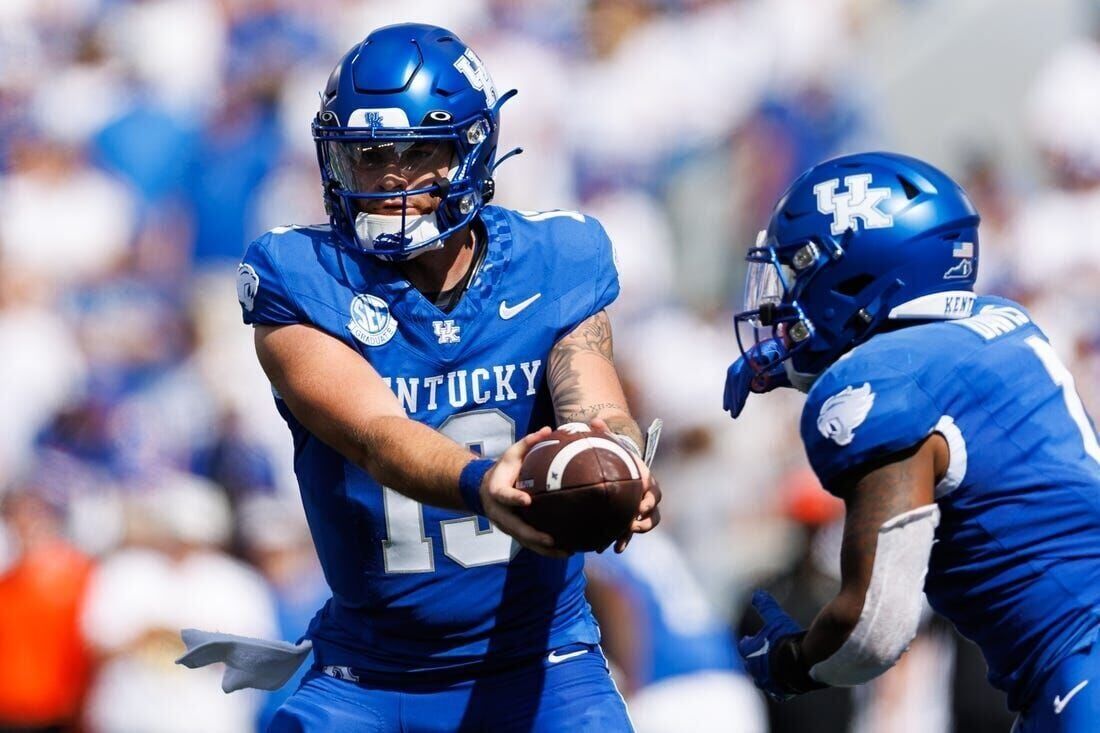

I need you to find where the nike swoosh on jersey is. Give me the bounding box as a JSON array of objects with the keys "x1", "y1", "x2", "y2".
[
  {"x1": 745, "y1": 640, "x2": 770, "y2": 659},
  {"x1": 1053, "y1": 679, "x2": 1089, "y2": 714},
  {"x1": 499, "y1": 293, "x2": 541, "y2": 320},
  {"x1": 547, "y1": 648, "x2": 589, "y2": 664}
]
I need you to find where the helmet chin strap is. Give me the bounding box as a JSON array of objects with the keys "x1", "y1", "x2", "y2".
[{"x1": 354, "y1": 212, "x2": 446, "y2": 259}]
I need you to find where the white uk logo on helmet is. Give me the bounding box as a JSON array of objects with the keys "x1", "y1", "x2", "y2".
[
  {"x1": 453, "y1": 48, "x2": 497, "y2": 106},
  {"x1": 817, "y1": 383, "x2": 876, "y2": 446},
  {"x1": 347, "y1": 108, "x2": 411, "y2": 128},
  {"x1": 814, "y1": 174, "x2": 894, "y2": 236}
]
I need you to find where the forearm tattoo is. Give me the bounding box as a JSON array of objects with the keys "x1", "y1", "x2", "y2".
[
  {"x1": 548, "y1": 311, "x2": 614, "y2": 419},
  {"x1": 548, "y1": 312, "x2": 641, "y2": 445},
  {"x1": 561, "y1": 402, "x2": 624, "y2": 424}
]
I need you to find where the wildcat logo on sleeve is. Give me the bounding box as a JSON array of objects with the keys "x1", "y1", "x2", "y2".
[
  {"x1": 348, "y1": 294, "x2": 397, "y2": 346},
  {"x1": 817, "y1": 383, "x2": 876, "y2": 446},
  {"x1": 237, "y1": 264, "x2": 260, "y2": 312}
]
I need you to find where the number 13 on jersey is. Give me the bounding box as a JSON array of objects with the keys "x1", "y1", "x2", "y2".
[{"x1": 382, "y1": 409, "x2": 519, "y2": 573}]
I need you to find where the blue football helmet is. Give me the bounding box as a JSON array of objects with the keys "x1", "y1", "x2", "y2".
[
  {"x1": 734, "y1": 151, "x2": 981, "y2": 391},
  {"x1": 313, "y1": 24, "x2": 519, "y2": 260}
]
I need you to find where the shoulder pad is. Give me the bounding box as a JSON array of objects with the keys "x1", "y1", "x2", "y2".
[
  {"x1": 237, "y1": 229, "x2": 311, "y2": 326},
  {"x1": 802, "y1": 340, "x2": 942, "y2": 490}
]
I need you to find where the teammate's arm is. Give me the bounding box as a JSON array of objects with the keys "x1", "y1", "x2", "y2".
[
  {"x1": 254, "y1": 323, "x2": 562, "y2": 555},
  {"x1": 742, "y1": 435, "x2": 946, "y2": 696},
  {"x1": 547, "y1": 310, "x2": 660, "y2": 550},
  {"x1": 801, "y1": 435, "x2": 943, "y2": 667}
]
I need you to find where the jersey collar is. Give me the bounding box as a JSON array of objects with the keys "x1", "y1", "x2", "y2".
[{"x1": 339, "y1": 207, "x2": 513, "y2": 354}]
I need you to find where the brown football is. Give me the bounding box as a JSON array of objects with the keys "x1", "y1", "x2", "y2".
[{"x1": 517, "y1": 423, "x2": 644, "y2": 552}]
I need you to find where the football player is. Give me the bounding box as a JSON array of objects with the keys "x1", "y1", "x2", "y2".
[
  {"x1": 724, "y1": 152, "x2": 1100, "y2": 731},
  {"x1": 236, "y1": 24, "x2": 659, "y2": 732}
]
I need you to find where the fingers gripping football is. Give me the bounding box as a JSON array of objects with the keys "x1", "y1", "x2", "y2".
[
  {"x1": 479, "y1": 427, "x2": 569, "y2": 558},
  {"x1": 516, "y1": 423, "x2": 653, "y2": 552},
  {"x1": 585, "y1": 418, "x2": 663, "y2": 552}
]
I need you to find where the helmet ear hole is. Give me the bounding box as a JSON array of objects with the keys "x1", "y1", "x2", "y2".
[{"x1": 897, "y1": 175, "x2": 921, "y2": 200}]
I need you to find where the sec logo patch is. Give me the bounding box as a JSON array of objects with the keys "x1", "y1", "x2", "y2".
[{"x1": 348, "y1": 293, "x2": 397, "y2": 346}]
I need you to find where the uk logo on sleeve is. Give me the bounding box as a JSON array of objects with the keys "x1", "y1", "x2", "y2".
[{"x1": 817, "y1": 383, "x2": 876, "y2": 446}]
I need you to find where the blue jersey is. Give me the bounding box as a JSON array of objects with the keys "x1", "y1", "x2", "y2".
[
  {"x1": 586, "y1": 532, "x2": 740, "y2": 687},
  {"x1": 237, "y1": 206, "x2": 617, "y2": 677},
  {"x1": 801, "y1": 296, "x2": 1100, "y2": 710}
]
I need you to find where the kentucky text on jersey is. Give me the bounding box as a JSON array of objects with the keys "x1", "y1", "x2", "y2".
[
  {"x1": 381, "y1": 361, "x2": 541, "y2": 413},
  {"x1": 941, "y1": 293, "x2": 974, "y2": 317},
  {"x1": 801, "y1": 295, "x2": 1100, "y2": 712},
  {"x1": 236, "y1": 206, "x2": 620, "y2": 680}
]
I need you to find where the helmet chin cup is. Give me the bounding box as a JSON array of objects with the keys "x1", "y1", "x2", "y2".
[{"x1": 354, "y1": 211, "x2": 446, "y2": 259}]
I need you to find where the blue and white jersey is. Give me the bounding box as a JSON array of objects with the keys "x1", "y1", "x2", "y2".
[
  {"x1": 801, "y1": 296, "x2": 1100, "y2": 710},
  {"x1": 237, "y1": 206, "x2": 618, "y2": 677},
  {"x1": 586, "y1": 532, "x2": 740, "y2": 687}
]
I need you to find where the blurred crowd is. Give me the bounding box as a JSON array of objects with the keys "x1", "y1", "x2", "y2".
[{"x1": 2, "y1": 0, "x2": 1099, "y2": 731}]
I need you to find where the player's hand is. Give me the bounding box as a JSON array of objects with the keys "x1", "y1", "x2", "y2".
[
  {"x1": 480, "y1": 427, "x2": 571, "y2": 559},
  {"x1": 618, "y1": 467, "x2": 661, "y2": 554},
  {"x1": 723, "y1": 338, "x2": 792, "y2": 418},
  {"x1": 590, "y1": 418, "x2": 662, "y2": 553},
  {"x1": 738, "y1": 590, "x2": 805, "y2": 702}
]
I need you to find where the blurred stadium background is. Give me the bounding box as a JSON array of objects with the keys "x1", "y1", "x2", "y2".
[{"x1": 2, "y1": 0, "x2": 1098, "y2": 731}]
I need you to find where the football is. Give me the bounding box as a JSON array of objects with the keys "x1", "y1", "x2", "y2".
[{"x1": 517, "y1": 423, "x2": 644, "y2": 552}]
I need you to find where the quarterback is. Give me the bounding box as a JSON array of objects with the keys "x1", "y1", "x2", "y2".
[
  {"x1": 725, "y1": 152, "x2": 1100, "y2": 731},
  {"x1": 236, "y1": 24, "x2": 658, "y2": 732}
]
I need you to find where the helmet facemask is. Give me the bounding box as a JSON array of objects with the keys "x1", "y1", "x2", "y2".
[
  {"x1": 313, "y1": 91, "x2": 518, "y2": 261},
  {"x1": 734, "y1": 232, "x2": 827, "y2": 392},
  {"x1": 730, "y1": 152, "x2": 982, "y2": 396}
]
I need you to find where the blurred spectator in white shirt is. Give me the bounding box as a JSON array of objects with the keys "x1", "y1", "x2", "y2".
[
  {"x1": 238, "y1": 494, "x2": 328, "y2": 731},
  {"x1": 96, "y1": 0, "x2": 225, "y2": 116},
  {"x1": 1010, "y1": 31, "x2": 1100, "y2": 390},
  {"x1": 0, "y1": 134, "x2": 136, "y2": 292},
  {"x1": 0, "y1": 278, "x2": 87, "y2": 483},
  {"x1": 81, "y1": 471, "x2": 277, "y2": 733}
]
